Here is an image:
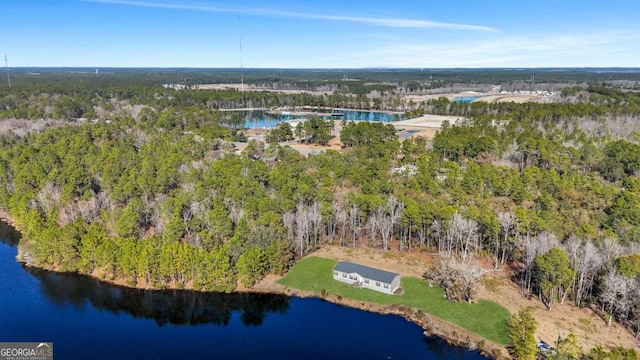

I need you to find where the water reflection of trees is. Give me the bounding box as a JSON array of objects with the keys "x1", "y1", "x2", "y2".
[
  {"x1": 423, "y1": 337, "x2": 488, "y2": 360},
  {"x1": 0, "y1": 222, "x2": 21, "y2": 247},
  {"x1": 25, "y1": 267, "x2": 290, "y2": 327}
]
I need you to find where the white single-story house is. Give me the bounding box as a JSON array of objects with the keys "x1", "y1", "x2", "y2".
[{"x1": 333, "y1": 261, "x2": 401, "y2": 295}]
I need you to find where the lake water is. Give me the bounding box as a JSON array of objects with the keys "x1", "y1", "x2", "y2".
[
  {"x1": 238, "y1": 110, "x2": 403, "y2": 129},
  {"x1": 0, "y1": 223, "x2": 486, "y2": 359},
  {"x1": 454, "y1": 96, "x2": 482, "y2": 103}
]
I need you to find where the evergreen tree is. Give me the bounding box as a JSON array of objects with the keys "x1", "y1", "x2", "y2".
[
  {"x1": 507, "y1": 307, "x2": 537, "y2": 360},
  {"x1": 534, "y1": 247, "x2": 576, "y2": 308}
]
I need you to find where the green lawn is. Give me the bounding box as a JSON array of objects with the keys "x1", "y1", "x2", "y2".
[{"x1": 277, "y1": 256, "x2": 510, "y2": 345}]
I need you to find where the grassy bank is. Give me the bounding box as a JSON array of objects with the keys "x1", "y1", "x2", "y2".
[{"x1": 277, "y1": 256, "x2": 510, "y2": 345}]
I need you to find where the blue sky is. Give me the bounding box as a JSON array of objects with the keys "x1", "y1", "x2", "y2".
[{"x1": 1, "y1": 0, "x2": 639, "y2": 68}]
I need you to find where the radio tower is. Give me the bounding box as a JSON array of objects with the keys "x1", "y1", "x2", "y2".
[
  {"x1": 238, "y1": 14, "x2": 244, "y2": 96},
  {"x1": 4, "y1": 55, "x2": 11, "y2": 88}
]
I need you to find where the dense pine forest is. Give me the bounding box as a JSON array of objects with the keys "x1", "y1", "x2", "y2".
[{"x1": 2, "y1": 69, "x2": 640, "y2": 349}]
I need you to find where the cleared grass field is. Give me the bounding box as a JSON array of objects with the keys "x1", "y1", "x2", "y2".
[{"x1": 277, "y1": 256, "x2": 510, "y2": 345}]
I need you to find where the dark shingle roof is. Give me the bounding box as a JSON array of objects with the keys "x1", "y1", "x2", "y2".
[{"x1": 334, "y1": 261, "x2": 399, "y2": 284}]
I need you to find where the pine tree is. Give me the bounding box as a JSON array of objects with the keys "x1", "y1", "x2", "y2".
[{"x1": 507, "y1": 307, "x2": 538, "y2": 360}]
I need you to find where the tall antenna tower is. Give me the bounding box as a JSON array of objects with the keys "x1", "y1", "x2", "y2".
[
  {"x1": 238, "y1": 14, "x2": 244, "y2": 96},
  {"x1": 4, "y1": 55, "x2": 11, "y2": 88},
  {"x1": 530, "y1": 74, "x2": 535, "y2": 89}
]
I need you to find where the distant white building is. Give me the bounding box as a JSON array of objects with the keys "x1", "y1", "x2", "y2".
[{"x1": 162, "y1": 84, "x2": 189, "y2": 90}]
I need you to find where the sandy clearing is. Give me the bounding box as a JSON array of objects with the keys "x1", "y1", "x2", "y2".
[
  {"x1": 195, "y1": 83, "x2": 333, "y2": 95},
  {"x1": 479, "y1": 94, "x2": 543, "y2": 103},
  {"x1": 313, "y1": 245, "x2": 429, "y2": 278},
  {"x1": 394, "y1": 114, "x2": 464, "y2": 128},
  {"x1": 400, "y1": 127, "x2": 439, "y2": 140},
  {"x1": 404, "y1": 92, "x2": 487, "y2": 103},
  {"x1": 288, "y1": 141, "x2": 341, "y2": 156}
]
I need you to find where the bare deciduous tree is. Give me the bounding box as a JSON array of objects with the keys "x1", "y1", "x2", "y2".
[
  {"x1": 181, "y1": 205, "x2": 193, "y2": 238},
  {"x1": 76, "y1": 196, "x2": 101, "y2": 222},
  {"x1": 377, "y1": 207, "x2": 393, "y2": 251},
  {"x1": 458, "y1": 257, "x2": 487, "y2": 302},
  {"x1": 147, "y1": 193, "x2": 166, "y2": 233},
  {"x1": 417, "y1": 219, "x2": 428, "y2": 251},
  {"x1": 423, "y1": 256, "x2": 486, "y2": 303},
  {"x1": 295, "y1": 202, "x2": 310, "y2": 257},
  {"x1": 563, "y1": 236, "x2": 606, "y2": 306},
  {"x1": 432, "y1": 219, "x2": 444, "y2": 253},
  {"x1": 349, "y1": 205, "x2": 359, "y2": 248},
  {"x1": 308, "y1": 202, "x2": 323, "y2": 249},
  {"x1": 600, "y1": 268, "x2": 635, "y2": 326},
  {"x1": 37, "y1": 182, "x2": 62, "y2": 214},
  {"x1": 497, "y1": 211, "x2": 516, "y2": 267},
  {"x1": 280, "y1": 202, "x2": 328, "y2": 258},
  {"x1": 326, "y1": 200, "x2": 341, "y2": 244},
  {"x1": 366, "y1": 198, "x2": 404, "y2": 251},
  {"x1": 387, "y1": 196, "x2": 404, "y2": 250},
  {"x1": 225, "y1": 198, "x2": 244, "y2": 226},
  {"x1": 283, "y1": 211, "x2": 295, "y2": 245},
  {"x1": 600, "y1": 237, "x2": 623, "y2": 263},
  {"x1": 521, "y1": 231, "x2": 559, "y2": 295},
  {"x1": 336, "y1": 206, "x2": 348, "y2": 246},
  {"x1": 444, "y1": 213, "x2": 479, "y2": 261},
  {"x1": 367, "y1": 211, "x2": 379, "y2": 247}
]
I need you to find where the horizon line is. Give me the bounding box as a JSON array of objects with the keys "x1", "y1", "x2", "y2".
[{"x1": 6, "y1": 66, "x2": 640, "y2": 70}]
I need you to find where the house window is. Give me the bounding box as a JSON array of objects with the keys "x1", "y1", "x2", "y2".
[
  {"x1": 376, "y1": 282, "x2": 380, "y2": 287},
  {"x1": 384, "y1": 284, "x2": 389, "y2": 289},
  {"x1": 364, "y1": 279, "x2": 369, "y2": 284},
  {"x1": 333, "y1": 271, "x2": 338, "y2": 275},
  {"x1": 342, "y1": 273, "x2": 347, "y2": 278}
]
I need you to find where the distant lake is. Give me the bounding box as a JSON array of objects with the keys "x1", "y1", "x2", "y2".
[
  {"x1": 234, "y1": 110, "x2": 403, "y2": 129},
  {"x1": 454, "y1": 96, "x2": 481, "y2": 103},
  {"x1": 0, "y1": 222, "x2": 486, "y2": 359}
]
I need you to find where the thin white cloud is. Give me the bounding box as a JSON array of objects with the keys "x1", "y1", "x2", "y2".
[
  {"x1": 84, "y1": 0, "x2": 498, "y2": 32},
  {"x1": 314, "y1": 30, "x2": 640, "y2": 68}
]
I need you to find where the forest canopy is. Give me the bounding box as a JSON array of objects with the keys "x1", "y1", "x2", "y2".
[{"x1": 1, "y1": 70, "x2": 640, "y2": 339}]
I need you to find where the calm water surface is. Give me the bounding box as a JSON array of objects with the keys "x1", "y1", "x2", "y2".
[
  {"x1": 239, "y1": 110, "x2": 403, "y2": 129},
  {"x1": 454, "y1": 97, "x2": 481, "y2": 103},
  {"x1": 0, "y1": 223, "x2": 485, "y2": 359}
]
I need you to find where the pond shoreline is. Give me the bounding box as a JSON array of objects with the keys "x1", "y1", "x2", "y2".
[
  {"x1": 1, "y1": 212, "x2": 503, "y2": 359},
  {"x1": 268, "y1": 279, "x2": 504, "y2": 359}
]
